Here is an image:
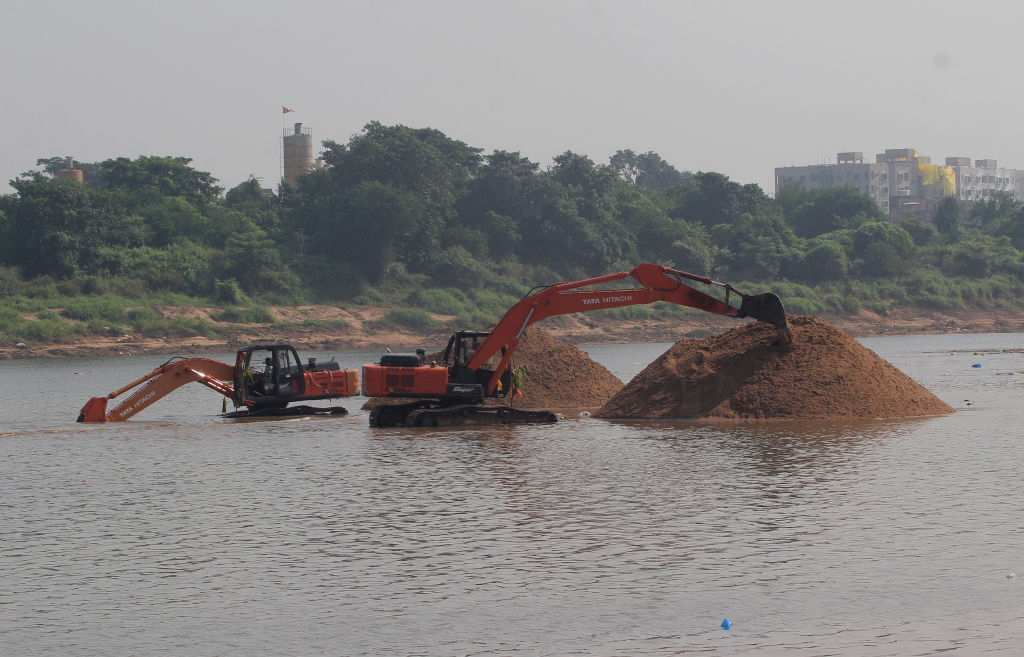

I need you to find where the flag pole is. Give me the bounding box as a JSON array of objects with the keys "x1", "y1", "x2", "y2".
[{"x1": 281, "y1": 106, "x2": 295, "y2": 186}]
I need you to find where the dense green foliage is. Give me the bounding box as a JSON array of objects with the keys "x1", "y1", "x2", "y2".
[{"x1": 4, "y1": 123, "x2": 1024, "y2": 343}]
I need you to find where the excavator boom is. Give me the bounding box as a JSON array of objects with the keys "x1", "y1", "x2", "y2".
[
  {"x1": 467, "y1": 263, "x2": 791, "y2": 393},
  {"x1": 77, "y1": 357, "x2": 236, "y2": 422}
]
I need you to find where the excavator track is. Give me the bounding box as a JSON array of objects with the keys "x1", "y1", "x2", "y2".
[
  {"x1": 369, "y1": 402, "x2": 557, "y2": 428},
  {"x1": 222, "y1": 405, "x2": 349, "y2": 419}
]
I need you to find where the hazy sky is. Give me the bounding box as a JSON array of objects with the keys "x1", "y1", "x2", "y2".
[{"x1": 3, "y1": 0, "x2": 1021, "y2": 195}]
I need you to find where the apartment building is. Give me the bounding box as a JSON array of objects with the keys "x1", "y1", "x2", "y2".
[{"x1": 775, "y1": 148, "x2": 1024, "y2": 222}]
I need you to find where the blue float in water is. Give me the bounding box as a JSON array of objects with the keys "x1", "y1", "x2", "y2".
[
  {"x1": 972, "y1": 363, "x2": 982, "y2": 368},
  {"x1": 721, "y1": 619, "x2": 732, "y2": 630}
]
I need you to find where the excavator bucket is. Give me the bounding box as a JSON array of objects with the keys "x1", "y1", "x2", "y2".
[
  {"x1": 77, "y1": 396, "x2": 109, "y2": 423},
  {"x1": 738, "y1": 292, "x2": 793, "y2": 347}
]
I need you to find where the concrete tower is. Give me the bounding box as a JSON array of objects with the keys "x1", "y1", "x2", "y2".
[
  {"x1": 282, "y1": 123, "x2": 314, "y2": 185},
  {"x1": 55, "y1": 156, "x2": 83, "y2": 183}
]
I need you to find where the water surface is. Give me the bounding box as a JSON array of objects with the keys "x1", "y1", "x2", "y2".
[{"x1": 2, "y1": 334, "x2": 1023, "y2": 655}]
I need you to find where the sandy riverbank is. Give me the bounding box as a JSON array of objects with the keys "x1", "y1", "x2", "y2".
[{"x1": 4, "y1": 305, "x2": 1024, "y2": 359}]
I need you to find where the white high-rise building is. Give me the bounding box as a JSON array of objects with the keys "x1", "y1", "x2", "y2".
[{"x1": 775, "y1": 148, "x2": 1024, "y2": 223}]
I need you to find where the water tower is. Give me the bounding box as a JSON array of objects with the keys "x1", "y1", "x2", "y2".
[
  {"x1": 55, "y1": 156, "x2": 83, "y2": 183},
  {"x1": 282, "y1": 123, "x2": 314, "y2": 185}
]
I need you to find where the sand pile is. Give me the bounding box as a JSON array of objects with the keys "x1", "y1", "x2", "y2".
[
  {"x1": 597, "y1": 315, "x2": 953, "y2": 420},
  {"x1": 362, "y1": 326, "x2": 623, "y2": 410},
  {"x1": 507, "y1": 326, "x2": 623, "y2": 409}
]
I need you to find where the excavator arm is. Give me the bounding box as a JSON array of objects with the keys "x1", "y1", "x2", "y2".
[
  {"x1": 77, "y1": 357, "x2": 236, "y2": 422},
  {"x1": 466, "y1": 263, "x2": 792, "y2": 395}
]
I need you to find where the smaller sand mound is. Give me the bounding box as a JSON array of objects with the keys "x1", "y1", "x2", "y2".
[
  {"x1": 363, "y1": 326, "x2": 623, "y2": 410},
  {"x1": 509, "y1": 327, "x2": 623, "y2": 409},
  {"x1": 596, "y1": 315, "x2": 953, "y2": 420}
]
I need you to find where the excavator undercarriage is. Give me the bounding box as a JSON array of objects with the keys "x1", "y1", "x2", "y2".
[{"x1": 369, "y1": 401, "x2": 556, "y2": 428}]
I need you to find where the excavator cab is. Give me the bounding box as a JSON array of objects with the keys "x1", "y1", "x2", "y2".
[
  {"x1": 234, "y1": 345, "x2": 307, "y2": 408},
  {"x1": 442, "y1": 330, "x2": 512, "y2": 395}
]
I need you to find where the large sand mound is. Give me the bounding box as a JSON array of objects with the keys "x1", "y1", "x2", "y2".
[{"x1": 596, "y1": 315, "x2": 954, "y2": 420}]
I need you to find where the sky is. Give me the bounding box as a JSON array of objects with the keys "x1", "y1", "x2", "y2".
[{"x1": 3, "y1": 0, "x2": 1023, "y2": 196}]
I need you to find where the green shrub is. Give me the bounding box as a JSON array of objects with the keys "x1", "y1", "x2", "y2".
[
  {"x1": 0, "y1": 306, "x2": 21, "y2": 340},
  {"x1": 353, "y1": 287, "x2": 386, "y2": 305},
  {"x1": 409, "y1": 288, "x2": 469, "y2": 316},
  {"x1": 213, "y1": 278, "x2": 250, "y2": 305},
  {"x1": 601, "y1": 305, "x2": 653, "y2": 320},
  {"x1": 20, "y1": 318, "x2": 77, "y2": 343},
  {"x1": 824, "y1": 294, "x2": 862, "y2": 315},
  {"x1": 211, "y1": 306, "x2": 274, "y2": 323},
  {"x1": 85, "y1": 319, "x2": 127, "y2": 336},
  {"x1": 0, "y1": 266, "x2": 24, "y2": 296},
  {"x1": 24, "y1": 276, "x2": 59, "y2": 298},
  {"x1": 127, "y1": 307, "x2": 157, "y2": 321},
  {"x1": 382, "y1": 307, "x2": 439, "y2": 331},
  {"x1": 467, "y1": 289, "x2": 519, "y2": 316},
  {"x1": 60, "y1": 296, "x2": 128, "y2": 323},
  {"x1": 783, "y1": 296, "x2": 826, "y2": 315},
  {"x1": 453, "y1": 310, "x2": 500, "y2": 330}
]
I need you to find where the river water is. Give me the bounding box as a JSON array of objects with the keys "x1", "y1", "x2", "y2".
[{"x1": 1, "y1": 333, "x2": 1023, "y2": 656}]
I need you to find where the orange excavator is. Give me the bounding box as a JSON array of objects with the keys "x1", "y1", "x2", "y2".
[
  {"x1": 362, "y1": 263, "x2": 791, "y2": 427},
  {"x1": 77, "y1": 344, "x2": 359, "y2": 422}
]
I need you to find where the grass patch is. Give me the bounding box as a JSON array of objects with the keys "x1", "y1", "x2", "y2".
[
  {"x1": 378, "y1": 307, "x2": 439, "y2": 331},
  {"x1": 210, "y1": 306, "x2": 275, "y2": 323},
  {"x1": 131, "y1": 316, "x2": 220, "y2": 339},
  {"x1": 300, "y1": 318, "x2": 350, "y2": 329},
  {"x1": 60, "y1": 296, "x2": 128, "y2": 323}
]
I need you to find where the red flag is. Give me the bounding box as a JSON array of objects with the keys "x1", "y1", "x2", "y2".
[{"x1": 282, "y1": 106, "x2": 294, "y2": 114}]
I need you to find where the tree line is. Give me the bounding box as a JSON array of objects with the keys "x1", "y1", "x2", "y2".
[{"x1": 3, "y1": 121, "x2": 1024, "y2": 337}]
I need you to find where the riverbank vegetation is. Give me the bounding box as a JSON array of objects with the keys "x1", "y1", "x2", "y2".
[{"x1": 3, "y1": 123, "x2": 1024, "y2": 345}]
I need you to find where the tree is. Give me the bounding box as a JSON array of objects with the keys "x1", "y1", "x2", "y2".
[
  {"x1": 932, "y1": 197, "x2": 961, "y2": 242},
  {"x1": 787, "y1": 238, "x2": 848, "y2": 282},
  {"x1": 32, "y1": 156, "x2": 105, "y2": 184},
  {"x1": 970, "y1": 191, "x2": 1018, "y2": 227},
  {"x1": 144, "y1": 197, "x2": 210, "y2": 247},
  {"x1": 774, "y1": 181, "x2": 810, "y2": 221},
  {"x1": 898, "y1": 216, "x2": 939, "y2": 247},
  {"x1": 225, "y1": 177, "x2": 280, "y2": 232},
  {"x1": 216, "y1": 230, "x2": 302, "y2": 298},
  {"x1": 847, "y1": 222, "x2": 915, "y2": 278},
  {"x1": 317, "y1": 122, "x2": 483, "y2": 272},
  {"x1": 290, "y1": 178, "x2": 421, "y2": 294},
  {"x1": 98, "y1": 155, "x2": 223, "y2": 206},
  {"x1": 786, "y1": 186, "x2": 883, "y2": 238},
  {"x1": 458, "y1": 150, "x2": 542, "y2": 254},
  {"x1": 665, "y1": 172, "x2": 768, "y2": 227},
  {"x1": 546, "y1": 151, "x2": 634, "y2": 271},
  {"x1": 711, "y1": 210, "x2": 798, "y2": 280},
  {"x1": 610, "y1": 150, "x2": 687, "y2": 191},
  {"x1": 614, "y1": 186, "x2": 678, "y2": 262},
  {"x1": 4, "y1": 178, "x2": 104, "y2": 278}
]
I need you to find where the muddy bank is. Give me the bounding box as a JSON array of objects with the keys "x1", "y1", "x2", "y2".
[
  {"x1": 597, "y1": 315, "x2": 955, "y2": 420},
  {"x1": 4, "y1": 305, "x2": 1024, "y2": 360}
]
